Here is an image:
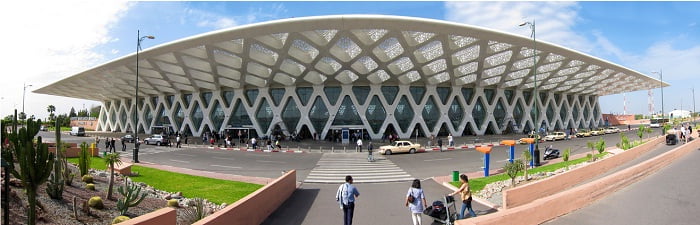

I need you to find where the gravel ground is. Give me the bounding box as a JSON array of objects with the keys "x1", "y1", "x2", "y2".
[{"x1": 1, "y1": 165, "x2": 221, "y2": 225}]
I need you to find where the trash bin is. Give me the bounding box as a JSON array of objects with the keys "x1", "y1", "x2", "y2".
[
  {"x1": 452, "y1": 171, "x2": 459, "y2": 182},
  {"x1": 533, "y1": 147, "x2": 541, "y2": 166}
]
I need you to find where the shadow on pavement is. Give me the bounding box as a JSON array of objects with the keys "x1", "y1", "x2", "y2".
[{"x1": 261, "y1": 188, "x2": 320, "y2": 225}]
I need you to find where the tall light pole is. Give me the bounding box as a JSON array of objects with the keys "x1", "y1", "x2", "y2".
[
  {"x1": 135, "y1": 30, "x2": 155, "y2": 163},
  {"x1": 520, "y1": 19, "x2": 539, "y2": 166},
  {"x1": 692, "y1": 87, "x2": 696, "y2": 123},
  {"x1": 22, "y1": 83, "x2": 32, "y2": 120},
  {"x1": 652, "y1": 70, "x2": 664, "y2": 135}
]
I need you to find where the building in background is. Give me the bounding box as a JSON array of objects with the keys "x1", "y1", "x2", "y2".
[{"x1": 35, "y1": 15, "x2": 668, "y2": 139}]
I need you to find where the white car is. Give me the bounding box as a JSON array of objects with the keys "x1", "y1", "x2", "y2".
[
  {"x1": 544, "y1": 132, "x2": 566, "y2": 141},
  {"x1": 605, "y1": 127, "x2": 620, "y2": 134},
  {"x1": 144, "y1": 135, "x2": 169, "y2": 146}
]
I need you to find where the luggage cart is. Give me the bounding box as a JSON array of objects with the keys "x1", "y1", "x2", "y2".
[{"x1": 423, "y1": 195, "x2": 457, "y2": 225}]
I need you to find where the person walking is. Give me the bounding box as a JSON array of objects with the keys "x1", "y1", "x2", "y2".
[
  {"x1": 336, "y1": 175, "x2": 360, "y2": 225},
  {"x1": 367, "y1": 142, "x2": 374, "y2": 162},
  {"x1": 356, "y1": 138, "x2": 363, "y2": 152},
  {"x1": 121, "y1": 138, "x2": 126, "y2": 151},
  {"x1": 251, "y1": 137, "x2": 257, "y2": 150},
  {"x1": 176, "y1": 135, "x2": 181, "y2": 148},
  {"x1": 405, "y1": 179, "x2": 427, "y2": 225},
  {"x1": 448, "y1": 134, "x2": 454, "y2": 147},
  {"x1": 184, "y1": 134, "x2": 188, "y2": 145},
  {"x1": 275, "y1": 139, "x2": 281, "y2": 150},
  {"x1": 109, "y1": 138, "x2": 116, "y2": 153},
  {"x1": 450, "y1": 174, "x2": 477, "y2": 219},
  {"x1": 105, "y1": 137, "x2": 110, "y2": 152},
  {"x1": 437, "y1": 137, "x2": 443, "y2": 152}
]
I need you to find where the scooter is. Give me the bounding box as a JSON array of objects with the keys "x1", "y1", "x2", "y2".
[{"x1": 543, "y1": 145, "x2": 560, "y2": 160}]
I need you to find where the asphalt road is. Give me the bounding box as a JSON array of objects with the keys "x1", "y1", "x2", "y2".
[{"x1": 545, "y1": 144, "x2": 700, "y2": 225}]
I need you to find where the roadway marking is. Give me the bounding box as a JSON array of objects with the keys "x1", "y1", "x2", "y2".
[
  {"x1": 257, "y1": 160, "x2": 286, "y2": 164},
  {"x1": 173, "y1": 153, "x2": 195, "y2": 157},
  {"x1": 170, "y1": 159, "x2": 189, "y2": 164},
  {"x1": 211, "y1": 165, "x2": 242, "y2": 169},
  {"x1": 424, "y1": 158, "x2": 453, "y2": 162},
  {"x1": 211, "y1": 156, "x2": 235, "y2": 161}
]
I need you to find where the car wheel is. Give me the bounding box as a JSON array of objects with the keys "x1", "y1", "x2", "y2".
[
  {"x1": 409, "y1": 148, "x2": 416, "y2": 154},
  {"x1": 385, "y1": 150, "x2": 392, "y2": 155},
  {"x1": 156, "y1": 141, "x2": 161, "y2": 146}
]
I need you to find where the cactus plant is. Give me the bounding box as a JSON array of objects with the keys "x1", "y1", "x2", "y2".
[
  {"x1": 86, "y1": 183, "x2": 95, "y2": 190},
  {"x1": 105, "y1": 152, "x2": 122, "y2": 200},
  {"x1": 117, "y1": 180, "x2": 148, "y2": 215},
  {"x1": 88, "y1": 196, "x2": 104, "y2": 209},
  {"x1": 111, "y1": 216, "x2": 131, "y2": 224},
  {"x1": 78, "y1": 142, "x2": 91, "y2": 176},
  {"x1": 82, "y1": 174, "x2": 94, "y2": 183},
  {"x1": 182, "y1": 198, "x2": 211, "y2": 224},
  {"x1": 521, "y1": 150, "x2": 532, "y2": 181},
  {"x1": 4, "y1": 110, "x2": 55, "y2": 225},
  {"x1": 46, "y1": 119, "x2": 65, "y2": 199}
]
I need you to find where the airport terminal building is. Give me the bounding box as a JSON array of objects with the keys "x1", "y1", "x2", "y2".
[{"x1": 35, "y1": 15, "x2": 667, "y2": 140}]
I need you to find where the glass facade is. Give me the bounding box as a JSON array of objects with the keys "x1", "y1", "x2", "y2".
[
  {"x1": 394, "y1": 96, "x2": 414, "y2": 133},
  {"x1": 365, "y1": 95, "x2": 386, "y2": 133},
  {"x1": 282, "y1": 98, "x2": 301, "y2": 131},
  {"x1": 210, "y1": 101, "x2": 225, "y2": 131},
  {"x1": 332, "y1": 96, "x2": 362, "y2": 125},
  {"x1": 296, "y1": 87, "x2": 313, "y2": 106},
  {"x1": 422, "y1": 97, "x2": 440, "y2": 131},
  {"x1": 382, "y1": 86, "x2": 399, "y2": 105},
  {"x1": 100, "y1": 86, "x2": 604, "y2": 139},
  {"x1": 352, "y1": 86, "x2": 370, "y2": 105},
  {"x1": 256, "y1": 98, "x2": 273, "y2": 132},
  {"x1": 309, "y1": 96, "x2": 329, "y2": 133}
]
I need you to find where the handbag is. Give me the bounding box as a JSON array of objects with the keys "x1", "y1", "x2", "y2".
[
  {"x1": 407, "y1": 193, "x2": 415, "y2": 203},
  {"x1": 462, "y1": 196, "x2": 472, "y2": 204}
]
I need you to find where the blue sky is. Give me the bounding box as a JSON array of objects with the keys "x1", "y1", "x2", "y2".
[{"x1": 2, "y1": 1, "x2": 699, "y2": 120}]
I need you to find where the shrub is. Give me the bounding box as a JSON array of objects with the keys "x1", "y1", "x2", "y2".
[
  {"x1": 111, "y1": 216, "x2": 130, "y2": 224},
  {"x1": 86, "y1": 183, "x2": 95, "y2": 190},
  {"x1": 82, "y1": 174, "x2": 94, "y2": 183},
  {"x1": 595, "y1": 138, "x2": 606, "y2": 154},
  {"x1": 504, "y1": 159, "x2": 524, "y2": 187},
  {"x1": 563, "y1": 148, "x2": 571, "y2": 170},
  {"x1": 88, "y1": 196, "x2": 104, "y2": 209},
  {"x1": 167, "y1": 199, "x2": 179, "y2": 208}
]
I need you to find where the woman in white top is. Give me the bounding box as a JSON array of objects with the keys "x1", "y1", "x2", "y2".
[{"x1": 406, "y1": 179, "x2": 427, "y2": 225}]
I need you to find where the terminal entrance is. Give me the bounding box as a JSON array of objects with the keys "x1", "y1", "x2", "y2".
[
  {"x1": 328, "y1": 126, "x2": 368, "y2": 143},
  {"x1": 223, "y1": 126, "x2": 257, "y2": 144}
]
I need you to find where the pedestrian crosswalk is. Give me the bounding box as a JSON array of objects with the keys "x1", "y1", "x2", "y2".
[{"x1": 304, "y1": 153, "x2": 415, "y2": 183}]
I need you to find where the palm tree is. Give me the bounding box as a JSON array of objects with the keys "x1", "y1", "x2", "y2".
[
  {"x1": 104, "y1": 153, "x2": 123, "y2": 200},
  {"x1": 47, "y1": 105, "x2": 56, "y2": 121}
]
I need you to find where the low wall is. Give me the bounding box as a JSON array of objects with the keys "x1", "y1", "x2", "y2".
[
  {"x1": 502, "y1": 135, "x2": 664, "y2": 209},
  {"x1": 119, "y1": 207, "x2": 176, "y2": 225},
  {"x1": 48, "y1": 147, "x2": 99, "y2": 157},
  {"x1": 458, "y1": 135, "x2": 699, "y2": 225},
  {"x1": 193, "y1": 170, "x2": 297, "y2": 225}
]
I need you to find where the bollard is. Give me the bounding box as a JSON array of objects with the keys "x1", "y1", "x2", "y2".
[
  {"x1": 476, "y1": 146, "x2": 492, "y2": 177},
  {"x1": 500, "y1": 140, "x2": 516, "y2": 164}
]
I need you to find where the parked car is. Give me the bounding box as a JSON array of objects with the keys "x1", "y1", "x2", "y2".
[
  {"x1": 605, "y1": 127, "x2": 621, "y2": 134},
  {"x1": 544, "y1": 132, "x2": 566, "y2": 141},
  {"x1": 40, "y1": 125, "x2": 48, "y2": 131},
  {"x1": 379, "y1": 141, "x2": 421, "y2": 155},
  {"x1": 518, "y1": 132, "x2": 541, "y2": 144},
  {"x1": 590, "y1": 128, "x2": 606, "y2": 136},
  {"x1": 121, "y1": 134, "x2": 136, "y2": 143},
  {"x1": 575, "y1": 129, "x2": 592, "y2": 138},
  {"x1": 144, "y1": 135, "x2": 169, "y2": 146}
]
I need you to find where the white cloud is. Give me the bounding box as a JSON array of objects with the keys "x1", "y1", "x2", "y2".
[
  {"x1": 188, "y1": 9, "x2": 239, "y2": 29},
  {"x1": 444, "y1": 1, "x2": 592, "y2": 52},
  {"x1": 0, "y1": 1, "x2": 131, "y2": 119}
]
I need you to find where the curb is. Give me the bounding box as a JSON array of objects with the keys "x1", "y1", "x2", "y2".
[{"x1": 435, "y1": 179, "x2": 501, "y2": 211}]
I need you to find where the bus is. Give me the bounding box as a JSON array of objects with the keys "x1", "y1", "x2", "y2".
[{"x1": 650, "y1": 118, "x2": 669, "y2": 128}]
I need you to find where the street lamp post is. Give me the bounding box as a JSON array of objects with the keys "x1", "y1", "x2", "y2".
[
  {"x1": 22, "y1": 83, "x2": 32, "y2": 120},
  {"x1": 134, "y1": 30, "x2": 155, "y2": 163},
  {"x1": 652, "y1": 70, "x2": 664, "y2": 134},
  {"x1": 520, "y1": 20, "x2": 540, "y2": 166}
]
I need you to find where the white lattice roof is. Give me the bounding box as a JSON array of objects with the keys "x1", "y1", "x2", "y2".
[{"x1": 35, "y1": 15, "x2": 668, "y2": 101}]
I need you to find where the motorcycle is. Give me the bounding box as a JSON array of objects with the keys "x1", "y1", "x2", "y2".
[{"x1": 543, "y1": 145, "x2": 560, "y2": 160}]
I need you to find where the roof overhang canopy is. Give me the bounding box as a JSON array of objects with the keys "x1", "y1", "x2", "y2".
[{"x1": 35, "y1": 15, "x2": 669, "y2": 101}]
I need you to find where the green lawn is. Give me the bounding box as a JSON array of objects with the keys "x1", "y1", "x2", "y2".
[
  {"x1": 451, "y1": 152, "x2": 608, "y2": 193},
  {"x1": 67, "y1": 157, "x2": 262, "y2": 204}
]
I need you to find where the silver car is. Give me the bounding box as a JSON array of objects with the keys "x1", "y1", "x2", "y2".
[{"x1": 144, "y1": 135, "x2": 169, "y2": 146}]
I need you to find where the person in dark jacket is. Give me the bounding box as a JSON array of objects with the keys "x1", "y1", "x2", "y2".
[
  {"x1": 110, "y1": 138, "x2": 116, "y2": 152},
  {"x1": 121, "y1": 138, "x2": 126, "y2": 151}
]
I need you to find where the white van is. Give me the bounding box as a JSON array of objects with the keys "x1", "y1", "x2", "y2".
[{"x1": 70, "y1": 126, "x2": 85, "y2": 136}]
